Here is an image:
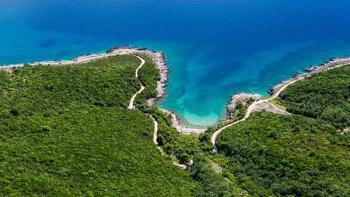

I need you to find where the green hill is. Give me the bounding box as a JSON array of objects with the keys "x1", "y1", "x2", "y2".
[
  {"x1": 215, "y1": 64, "x2": 350, "y2": 196},
  {"x1": 279, "y1": 65, "x2": 350, "y2": 128},
  {"x1": 216, "y1": 112, "x2": 350, "y2": 196},
  {"x1": 0, "y1": 55, "x2": 195, "y2": 196},
  {"x1": 2, "y1": 53, "x2": 350, "y2": 197}
]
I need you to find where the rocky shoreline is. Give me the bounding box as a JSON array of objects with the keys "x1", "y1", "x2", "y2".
[
  {"x1": 269, "y1": 57, "x2": 350, "y2": 95},
  {"x1": 225, "y1": 92, "x2": 261, "y2": 121},
  {"x1": 0, "y1": 46, "x2": 169, "y2": 103},
  {"x1": 3, "y1": 48, "x2": 350, "y2": 134},
  {"x1": 226, "y1": 57, "x2": 350, "y2": 121},
  {"x1": 106, "y1": 46, "x2": 169, "y2": 105},
  {"x1": 0, "y1": 46, "x2": 203, "y2": 134}
]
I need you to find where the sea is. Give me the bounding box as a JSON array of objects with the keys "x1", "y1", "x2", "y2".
[{"x1": 1, "y1": 0, "x2": 350, "y2": 127}]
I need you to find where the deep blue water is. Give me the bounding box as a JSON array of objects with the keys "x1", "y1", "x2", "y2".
[{"x1": 1, "y1": 0, "x2": 350, "y2": 126}]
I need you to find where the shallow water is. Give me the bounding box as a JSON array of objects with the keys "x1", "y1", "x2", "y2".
[{"x1": 1, "y1": 0, "x2": 350, "y2": 126}]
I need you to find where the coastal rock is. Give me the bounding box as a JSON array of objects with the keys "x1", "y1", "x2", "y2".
[
  {"x1": 0, "y1": 46, "x2": 170, "y2": 105},
  {"x1": 226, "y1": 92, "x2": 261, "y2": 120},
  {"x1": 304, "y1": 66, "x2": 319, "y2": 73},
  {"x1": 269, "y1": 79, "x2": 293, "y2": 96},
  {"x1": 270, "y1": 57, "x2": 350, "y2": 96},
  {"x1": 143, "y1": 51, "x2": 169, "y2": 106},
  {"x1": 105, "y1": 46, "x2": 170, "y2": 105},
  {"x1": 251, "y1": 102, "x2": 291, "y2": 115},
  {"x1": 269, "y1": 74, "x2": 304, "y2": 96}
]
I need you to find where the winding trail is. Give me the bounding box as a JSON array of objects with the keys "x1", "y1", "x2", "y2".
[
  {"x1": 211, "y1": 59, "x2": 350, "y2": 146},
  {"x1": 148, "y1": 115, "x2": 159, "y2": 145},
  {"x1": 127, "y1": 55, "x2": 191, "y2": 168},
  {"x1": 127, "y1": 55, "x2": 160, "y2": 149},
  {"x1": 128, "y1": 86, "x2": 145, "y2": 110},
  {"x1": 128, "y1": 56, "x2": 146, "y2": 110},
  {"x1": 210, "y1": 77, "x2": 303, "y2": 146}
]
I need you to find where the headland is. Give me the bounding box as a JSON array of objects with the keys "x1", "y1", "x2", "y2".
[{"x1": 2, "y1": 47, "x2": 350, "y2": 135}]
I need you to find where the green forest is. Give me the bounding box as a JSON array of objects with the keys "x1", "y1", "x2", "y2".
[
  {"x1": 216, "y1": 112, "x2": 350, "y2": 196},
  {"x1": 0, "y1": 55, "x2": 196, "y2": 196},
  {"x1": 215, "y1": 64, "x2": 350, "y2": 197},
  {"x1": 279, "y1": 65, "x2": 350, "y2": 128},
  {"x1": 1, "y1": 53, "x2": 349, "y2": 197}
]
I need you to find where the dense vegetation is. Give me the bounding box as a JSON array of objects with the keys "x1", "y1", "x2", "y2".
[
  {"x1": 0, "y1": 55, "x2": 196, "y2": 196},
  {"x1": 215, "y1": 65, "x2": 350, "y2": 196},
  {"x1": 217, "y1": 112, "x2": 350, "y2": 196},
  {"x1": 2, "y1": 52, "x2": 350, "y2": 197},
  {"x1": 135, "y1": 54, "x2": 160, "y2": 108},
  {"x1": 279, "y1": 65, "x2": 350, "y2": 128},
  {"x1": 146, "y1": 108, "x2": 240, "y2": 197},
  {"x1": 227, "y1": 98, "x2": 255, "y2": 121},
  {"x1": 143, "y1": 109, "x2": 241, "y2": 197},
  {"x1": 190, "y1": 156, "x2": 240, "y2": 197}
]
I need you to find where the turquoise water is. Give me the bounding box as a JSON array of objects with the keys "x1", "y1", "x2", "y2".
[{"x1": 1, "y1": 1, "x2": 350, "y2": 126}]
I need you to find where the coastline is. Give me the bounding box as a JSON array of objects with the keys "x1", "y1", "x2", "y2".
[
  {"x1": 212, "y1": 56, "x2": 350, "y2": 146},
  {"x1": 269, "y1": 57, "x2": 350, "y2": 95},
  {"x1": 2, "y1": 47, "x2": 350, "y2": 134},
  {"x1": 225, "y1": 57, "x2": 350, "y2": 122},
  {"x1": 0, "y1": 46, "x2": 204, "y2": 134},
  {"x1": 160, "y1": 108, "x2": 206, "y2": 134},
  {"x1": 0, "y1": 46, "x2": 170, "y2": 104}
]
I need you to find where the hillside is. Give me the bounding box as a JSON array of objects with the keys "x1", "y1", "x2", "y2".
[
  {"x1": 0, "y1": 55, "x2": 196, "y2": 196},
  {"x1": 279, "y1": 64, "x2": 350, "y2": 128},
  {"x1": 216, "y1": 112, "x2": 350, "y2": 196},
  {"x1": 214, "y1": 64, "x2": 350, "y2": 196},
  {"x1": 1, "y1": 52, "x2": 350, "y2": 197}
]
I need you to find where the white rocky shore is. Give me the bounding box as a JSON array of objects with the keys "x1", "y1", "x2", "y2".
[
  {"x1": 0, "y1": 46, "x2": 204, "y2": 134},
  {"x1": 0, "y1": 46, "x2": 169, "y2": 103},
  {"x1": 106, "y1": 46, "x2": 169, "y2": 105},
  {"x1": 4, "y1": 49, "x2": 350, "y2": 135},
  {"x1": 226, "y1": 57, "x2": 350, "y2": 120},
  {"x1": 226, "y1": 92, "x2": 261, "y2": 120},
  {"x1": 212, "y1": 56, "x2": 350, "y2": 146},
  {"x1": 270, "y1": 57, "x2": 350, "y2": 95}
]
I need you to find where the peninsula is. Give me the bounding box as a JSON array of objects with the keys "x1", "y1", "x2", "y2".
[{"x1": 1, "y1": 47, "x2": 350, "y2": 196}]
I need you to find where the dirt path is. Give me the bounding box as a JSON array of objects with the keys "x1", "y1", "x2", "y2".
[
  {"x1": 210, "y1": 76, "x2": 304, "y2": 146},
  {"x1": 148, "y1": 115, "x2": 159, "y2": 145},
  {"x1": 211, "y1": 61, "x2": 350, "y2": 146},
  {"x1": 127, "y1": 55, "x2": 192, "y2": 168},
  {"x1": 128, "y1": 85, "x2": 145, "y2": 110},
  {"x1": 127, "y1": 56, "x2": 146, "y2": 110},
  {"x1": 127, "y1": 55, "x2": 160, "y2": 150}
]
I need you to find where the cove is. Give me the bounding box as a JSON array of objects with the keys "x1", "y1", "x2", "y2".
[{"x1": 1, "y1": 0, "x2": 350, "y2": 127}]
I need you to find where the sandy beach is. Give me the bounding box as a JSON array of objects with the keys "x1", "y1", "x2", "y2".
[{"x1": 160, "y1": 108, "x2": 206, "y2": 134}]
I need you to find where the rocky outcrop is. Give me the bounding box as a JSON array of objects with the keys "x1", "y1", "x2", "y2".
[
  {"x1": 250, "y1": 102, "x2": 291, "y2": 115},
  {"x1": 341, "y1": 127, "x2": 350, "y2": 135},
  {"x1": 145, "y1": 52, "x2": 169, "y2": 106},
  {"x1": 226, "y1": 92, "x2": 261, "y2": 120},
  {"x1": 270, "y1": 57, "x2": 350, "y2": 96},
  {"x1": 105, "y1": 46, "x2": 170, "y2": 106},
  {"x1": 269, "y1": 73, "x2": 304, "y2": 96}
]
